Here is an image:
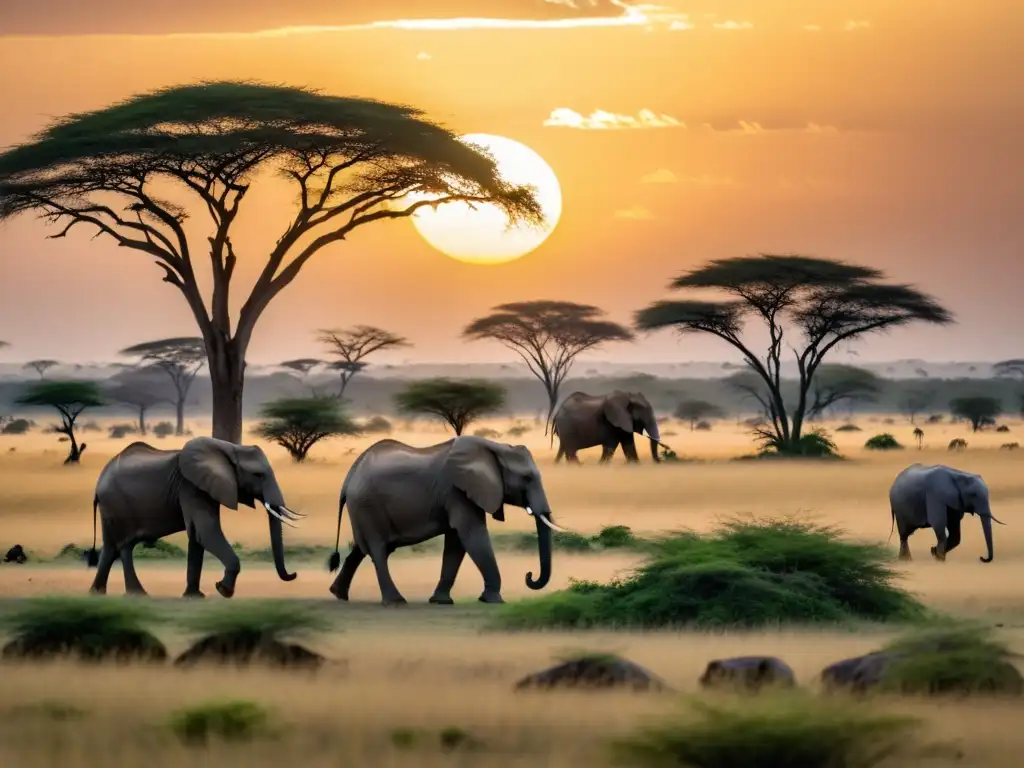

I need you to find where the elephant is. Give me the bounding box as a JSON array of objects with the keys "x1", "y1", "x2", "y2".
[
  {"x1": 552, "y1": 390, "x2": 666, "y2": 464},
  {"x1": 888, "y1": 463, "x2": 1005, "y2": 564},
  {"x1": 699, "y1": 656, "x2": 797, "y2": 692},
  {"x1": 326, "y1": 435, "x2": 563, "y2": 606},
  {"x1": 86, "y1": 437, "x2": 302, "y2": 598}
]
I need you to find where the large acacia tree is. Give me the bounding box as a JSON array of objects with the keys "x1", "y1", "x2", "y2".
[
  {"x1": 463, "y1": 301, "x2": 634, "y2": 433},
  {"x1": 0, "y1": 81, "x2": 542, "y2": 442},
  {"x1": 635, "y1": 255, "x2": 953, "y2": 453}
]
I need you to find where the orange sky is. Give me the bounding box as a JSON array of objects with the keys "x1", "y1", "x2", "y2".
[{"x1": 0, "y1": 0, "x2": 1021, "y2": 366}]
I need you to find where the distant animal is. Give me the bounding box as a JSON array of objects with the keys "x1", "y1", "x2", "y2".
[
  {"x1": 87, "y1": 437, "x2": 302, "y2": 598},
  {"x1": 3, "y1": 544, "x2": 27, "y2": 564},
  {"x1": 699, "y1": 656, "x2": 797, "y2": 692},
  {"x1": 888, "y1": 463, "x2": 1005, "y2": 564},
  {"x1": 948, "y1": 438, "x2": 968, "y2": 451},
  {"x1": 327, "y1": 435, "x2": 561, "y2": 606},
  {"x1": 1001, "y1": 443, "x2": 1019, "y2": 451},
  {"x1": 820, "y1": 651, "x2": 896, "y2": 693},
  {"x1": 552, "y1": 390, "x2": 666, "y2": 464}
]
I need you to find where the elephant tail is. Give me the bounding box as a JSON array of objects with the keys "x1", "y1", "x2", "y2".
[
  {"x1": 549, "y1": 422, "x2": 558, "y2": 450},
  {"x1": 887, "y1": 506, "x2": 896, "y2": 545},
  {"x1": 84, "y1": 496, "x2": 100, "y2": 568},
  {"x1": 327, "y1": 488, "x2": 346, "y2": 573}
]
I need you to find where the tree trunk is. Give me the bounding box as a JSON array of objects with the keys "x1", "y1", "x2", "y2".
[
  {"x1": 208, "y1": 338, "x2": 246, "y2": 444},
  {"x1": 138, "y1": 406, "x2": 147, "y2": 436},
  {"x1": 175, "y1": 397, "x2": 186, "y2": 436}
]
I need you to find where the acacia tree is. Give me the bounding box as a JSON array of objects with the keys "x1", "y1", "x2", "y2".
[
  {"x1": 106, "y1": 371, "x2": 170, "y2": 435},
  {"x1": 120, "y1": 338, "x2": 205, "y2": 436},
  {"x1": 463, "y1": 301, "x2": 634, "y2": 433},
  {"x1": 317, "y1": 326, "x2": 410, "y2": 399},
  {"x1": 253, "y1": 396, "x2": 360, "y2": 462},
  {"x1": 23, "y1": 360, "x2": 59, "y2": 378},
  {"x1": 806, "y1": 364, "x2": 883, "y2": 420},
  {"x1": 278, "y1": 358, "x2": 325, "y2": 394},
  {"x1": 0, "y1": 81, "x2": 541, "y2": 443},
  {"x1": 993, "y1": 359, "x2": 1024, "y2": 417},
  {"x1": 897, "y1": 384, "x2": 937, "y2": 425},
  {"x1": 635, "y1": 255, "x2": 953, "y2": 454},
  {"x1": 950, "y1": 396, "x2": 1001, "y2": 432},
  {"x1": 15, "y1": 380, "x2": 104, "y2": 464},
  {"x1": 674, "y1": 399, "x2": 726, "y2": 430},
  {"x1": 394, "y1": 378, "x2": 506, "y2": 436}
]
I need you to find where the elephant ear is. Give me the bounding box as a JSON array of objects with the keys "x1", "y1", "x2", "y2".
[
  {"x1": 603, "y1": 395, "x2": 633, "y2": 432},
  {"x1": 179, "y1": 437, "x2": 239, "y2": 510},
  {"x1": 445, "y1": 438, "x2": 504, "y2": 516}
]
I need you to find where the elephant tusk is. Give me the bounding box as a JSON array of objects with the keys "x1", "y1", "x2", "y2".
[
  {"x1": 537, "y1": 514, "x2": 568, "y2": 533},
  {"x1": 279, "y1": 506, "x2": 303, "y2": 520},
  {"x1": 282, "y1": 506, "x2": 305, "y2": 519},
  {"x1": 526, "y1": 506, "x2": 534, "y2": 516},
  {"x1": 266, "y1": 505, "x2": 299, "y2": 529}
]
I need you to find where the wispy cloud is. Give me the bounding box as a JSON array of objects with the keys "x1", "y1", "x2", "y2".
[
  {"x1": 802, "y1": 24, "x2": 822, "y2": 32},
  {"x1": 843, "y1": 20, "x2": 871, "y2": 32},
  {"x1": 544, "y1": 107, "x2": 683, "y2": 129},
  {"x1": 668, "y1": 18, "x2": 695, "y2": 31},
  {"x1": 640, "y1": 169, "x2": 678, "y2": 183},
  {"x1": 415, "y1": 51, "x2": 432, "y2": 61},
  {"x1": 805, "y1": 122, "x2": 840, "y2": 134},
  {"x1": 712, "y1": 20, "x2": 753, "y2": 31},
  {"x1": 614, "y1": 205, "x2": 656, "y2": 220}
]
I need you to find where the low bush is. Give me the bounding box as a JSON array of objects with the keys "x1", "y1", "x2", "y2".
[
  {"x1": 0, "y1": 418, "x2": 32, "y2": 435},
  {"x1": 864, "y1": 433, "x2": 903, "y2": 451},
  {"x1": 0, "y1": 596, "x2": 166, "y2": 662},
  {"x1": 611, "y1": 695, "x2": 920, "y2": 768},
  {"x1": 133, "y1": 540, "x2": 186, "y2": 559},
  {"x1": 835, "y1": 423, "x2": 862, "y2": 432},
  {"x1": 179, "y1": 600, "x2": 332, "y2": 643},
  {"x1": 754, "y1": 429, "x2": 841, "y2": 459},
  {"x1": 494, "y1": 518, "x2": 926, "y2": 630},
  {"x1": 168, "y1": 700, "x2": 270, "y2": 745},
  {"x1": 152, "y1": 422, "x2": 174, "y2": 438},
  {"x1": 360, "y1": 415, "x2": 393, "y2": 434}
]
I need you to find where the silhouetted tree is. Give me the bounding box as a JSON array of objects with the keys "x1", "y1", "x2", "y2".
[
  {"x1": 278, "y1": 358, "x2": 325, "y2": 395},
  {"x1": 15, "y1": 380, "x2": 104, "y2": 463},
  {"x1": 897, "y1": 385, "x2": 937, "y2": 425},
  {"x1": 394, "y1": 378, "x2": 506, "y2": 436},
  {"x1": 106, "y1": 373, "x2": 170, "y2": 436},
  {"x1": 120, "y1": 338, "x2": 205, "y2": 436},
  {"x1": 674, "y1": 399, "x2": 726, "y2": 430},
  {"x1": 0, "y1": 82, "x2": 542, "y2": 443},
  {"x1": 463, "y1": 301, "x2": 634, "y2": 433},
  {"x1": 950, "y1": 396, "x2": 1001, "y2": 432},
  {"x1": 317, "y1": 326, "x2": 411, "y2": 399},
  {"x1": 994, "y1": 359, "x2": 1024, "y2": 417},
  {"x1": 23, "y1": 360, "x2": 59, "y2": 378},
  {"x1": 806, "y1": 364, "x2": 882, "y2": 420},
  {"x1": 253, "y1": 396, "x2": 360, "y2": 462},
  {"x1": 635, "y1": 255, "x2": 953, "y2": 454}
]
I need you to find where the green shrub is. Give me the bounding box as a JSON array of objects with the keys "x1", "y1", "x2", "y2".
[
  {"x1": 878, "y1": 625, "x2": 1024, "y2": 696},
  {"x1": 152, "y1": 422, "x2": 174, "y2": 438},
  {"x1": 611, "y1": 695, "x2": 920, "y2": 768},
  {"x1": 168, "y1": 700, "x2": 270, "y2": 745},
  {"x1": 133, "y1": 539, "x2": 186, "y2": 559},
  {"x1": 757, "y1": 428, "x2": 841, "y2": 458},
  {"x1": 494, "y1": 518, "x2": 925, "y2": 630},
  {"x1": 0, "y1": 596, "x2": 166, "y2": 662},
  {"x1": 864, "y1": 433, "x2": 903, "y2": 451},
  {"x1": 179, "y1": 600, "x2": 333, "y2": 643},
  {"x1": 592, "y1": 525, "x2": 637, "y2": 548}
]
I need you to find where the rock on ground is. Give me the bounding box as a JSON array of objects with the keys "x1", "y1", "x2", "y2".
[{"x1": 514, "y1": 654, "x2": 672, "y2": 692}]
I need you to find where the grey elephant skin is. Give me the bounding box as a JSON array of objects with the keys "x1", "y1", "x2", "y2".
[
  {"x1": 699, "y1": 656, "x2": 797, "y2": 692},
  {"x1": 327, "y1": 436, "x2": 561, "y2": 606},
  {"x1": 889, "y1": 463, "x2": 1005, "y2": 564},
  {"x1": 87, "y1": 437, "x2": 301, "y2": 598},
  {"x1": 552, "y1": 390, "x2": 664, "y2": 463}
]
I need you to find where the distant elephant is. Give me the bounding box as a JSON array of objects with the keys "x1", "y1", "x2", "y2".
[
  {"x1": 552, "y1": 390, "x2": 666, "y2": 464},
  {"x1": 948, "y1": 438, "x2": 968, "y2": 451},
  {"x1": 699, "y1": 656, "x2": 797, "y2": 692},
  {"x1": 888, "y1": 463, "x2": 1005, "y2": 564},
  {"x1": 87, "y1": 437, "x2": 302, "y2": 598},
  {"x1": 327, "y1": 436, "x2": 563, "y2": 606}
]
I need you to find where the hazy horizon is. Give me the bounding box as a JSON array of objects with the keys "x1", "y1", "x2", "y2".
[{"x1": 2, "y1": 0, "x2": 1022, "y2": 364}]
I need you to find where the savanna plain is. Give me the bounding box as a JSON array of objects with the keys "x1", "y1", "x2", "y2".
[{"x1": 1, "y1": 414, "x2": 1023, "y2": 767}]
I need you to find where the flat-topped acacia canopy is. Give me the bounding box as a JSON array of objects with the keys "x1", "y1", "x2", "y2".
[{"x1": 0, "y1": 81, "x2": 544, "y2": 442}]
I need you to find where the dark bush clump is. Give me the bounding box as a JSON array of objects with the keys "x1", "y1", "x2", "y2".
[
  {"x1": 835, "y1": 423, "x2": 862, "y2": 432},
  {"x1": 360, "y1": 415, "x2": 393, "y2": 434},
  {"x1": 152, "y1": 422, "x2": 174, "y2": 438},
  {"x1": 168, "y1": 700, "x2": 270, "y2": 745},
  {"x1": 494, "y1": 518, "x2": 925, "y2": 630},
  {"x1": 864, "y1": 433, "x2": 903, "y2": 451},
  {"x1": 1, "y1": 418, "x2": 32, "y2": 435}
]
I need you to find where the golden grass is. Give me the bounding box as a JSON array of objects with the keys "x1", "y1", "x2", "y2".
[{"x1": 1, "y1": 414, "x2": 1023, "y2": 766}]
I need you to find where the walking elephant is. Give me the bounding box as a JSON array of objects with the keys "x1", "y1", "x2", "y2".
[
  {"x1": 552, "y1": 390, "x2": 665, "y2": 464},
  {"x1": 327, "y1": 436, "x2": 563, "y2": 606},
  {"x1": 87, "y1": 437, "x2": 302, "y2": 598},
  {"x1": 888, "y1": 463, "x2": 1005, "y2": 563}
]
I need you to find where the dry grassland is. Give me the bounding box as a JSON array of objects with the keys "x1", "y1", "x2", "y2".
[{"x1": 1, "y1": 414, "x2": 1023, "y2": 766}]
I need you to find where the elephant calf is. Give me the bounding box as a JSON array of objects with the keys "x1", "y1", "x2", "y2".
[
  {"x1": 327, "y1": 436, "x2": 563, "y2": 606},
  {"x1": 699, "y1": 656, "x2": 797, "y2": 692},
  {"x1": 87, "y1": 437, "x2": 302, "y2": 598},
  {"x1": 552, "y1": 390, "x2": 666, "y2": 464}
]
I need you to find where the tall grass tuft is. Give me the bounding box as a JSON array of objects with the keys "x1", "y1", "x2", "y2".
[
  {"x1": 179, "y1": 600, "x2": 334, "y2": 643},
  {"x1": 611, "y1": 694, "x2": 921, "y2": 768},
  {"x1": 494, "y1": 518, "x2": 927, "y2": 630}
]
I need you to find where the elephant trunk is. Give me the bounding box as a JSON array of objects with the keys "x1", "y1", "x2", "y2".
[
  {"x1": 525, "y1": 511, "x2": 553, "y2": 590},
  {"x1": 268, "y1": 513, "x2": 298, "y2": 581},
  {"x1": 979, "y1": 508, "x2": 995, "y2": 564},
  {"x1": 644, "y1": 419, "x2": 662, "y2": 463}
]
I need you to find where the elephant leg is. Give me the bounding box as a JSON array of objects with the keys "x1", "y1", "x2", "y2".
[
  {"x1": 119, "y1": 544, "x2": 148, "y2": 596},
  {"x1": 621, "y1": 434, "x2": 640, "y2": 463},
  {"x1": 329, "y1": 545, "x2": 366, "y2": 601},
  {"x1": 944, "y1": 517, "x2": 962, "y2": 555},
  {"x1": 454, "y1": 521, "x2": 503, "y2": 604},
  {"x1": 368, "y1": 544, "x2": 406, "y2": 606},
  {"x1": 183, "y1": 532, "x2": 205, "y2": 598},
  {"x1": 929, "y1": 528, "x2": 948, "y2": 561},
  {"x1": 89, "y1": 538, "x2": 119, "y2": 595},
  {"x1": 598, "y1": 441, "x2": 618, "y2": 463},
  {"x1": 193, "y1": 517, "x2": 241, "y2": 598},
  {"x1": 566, "y1": 450, "x2": 581, "y2": 464},
  {"x1": 554, "y1": 445, "x2": 565, "y2": 463},
  {"x1": 429, "y1": 530, "x2": 467, "y2": 605},
  {"x1": 896, "y1": 516, "x2": 913, "y2": 561}
]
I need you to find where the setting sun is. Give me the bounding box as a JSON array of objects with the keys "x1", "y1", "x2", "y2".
[{"x1": 411, "y1": 133, "x2": 562, "y2": 265}]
